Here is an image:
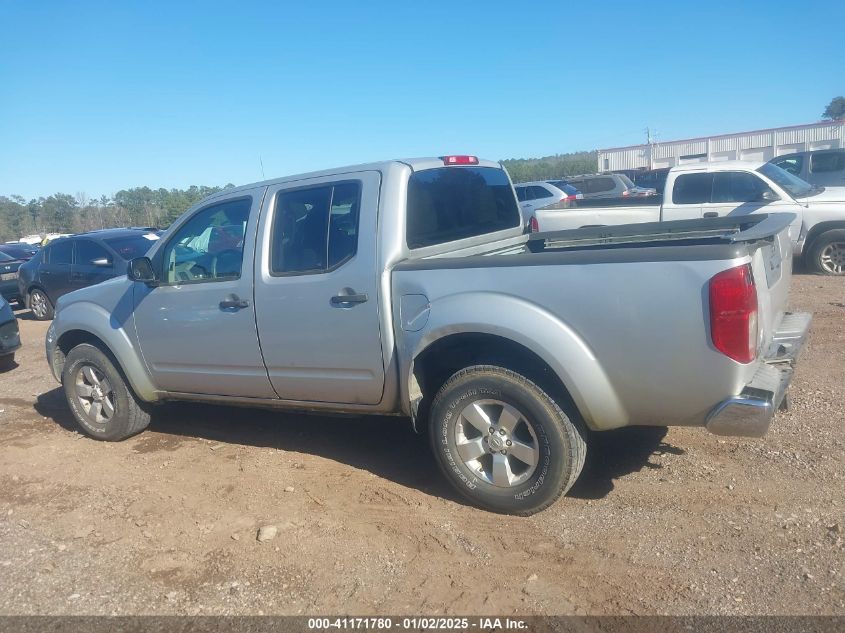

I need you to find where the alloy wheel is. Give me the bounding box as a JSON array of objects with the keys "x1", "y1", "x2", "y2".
[
  {"x1": 819, "y1": 241, "x2": 845, "y2": 274},
  {"x1": 30, "y1": 291, "x2": 48, "y2": 319},
  {"x1": 74, "y1": 364, "x2": 116, "y2": 426},
  {"x1": 454, "y1": 399, "x2": 540, "y2": 488}
]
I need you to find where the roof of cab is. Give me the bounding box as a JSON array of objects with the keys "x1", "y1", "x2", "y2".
[
  {"x1": 670, "y1": 160, "x2": 766, "y2": 173},
  {"x1": 201, "y1": 156, "x2": 503, "y2": 203}
]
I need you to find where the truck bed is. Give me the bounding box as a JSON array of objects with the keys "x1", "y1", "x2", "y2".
[
  {"x1": 393, "y1": 212, "x2": 796, "y2": 433},
  {"x1": 526, "y1": 214, "x2": 791, "y2": 252}
]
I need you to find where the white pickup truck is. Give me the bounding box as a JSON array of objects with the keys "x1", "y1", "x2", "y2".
[{"x1": 533, "y1": 160, "x2": 845, "y2": 275}]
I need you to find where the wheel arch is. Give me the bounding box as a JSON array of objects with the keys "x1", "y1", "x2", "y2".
[
  {"x1": 804, "y1": 221, "x2": 845, "y2": 254},
  {"x1": 25, "y1": 284, "x2": 50, "y2": 307},
  {"x1": 404, "y1": 293, "x2": 628, "y2": 433},
  {"x1": 50, "y1": 303, "x2": 160, "y2": 402}
]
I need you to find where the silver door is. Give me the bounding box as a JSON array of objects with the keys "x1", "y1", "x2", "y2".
[
  {"x1": 253, "y1": 170, "x2": 385, "y2": 404},
  {"x1": 132, "y1": 188, "x2": 276, "y2": 398}
]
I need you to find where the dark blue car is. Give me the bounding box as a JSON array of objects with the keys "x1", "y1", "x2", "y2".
[
  {"x1": 0, "y1": 251, "x2": 25, "y2": 305},
  {"x1": 17, "y1": 228, "x2": 161, "y2": 320},
  {"x1": 0, "y1": 295, "x2": 21, "y2": 368}
]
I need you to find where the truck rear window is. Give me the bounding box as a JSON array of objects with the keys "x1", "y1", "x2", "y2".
[{"x1": 406, "y1": 167, "x2": 521, "y2": 249}]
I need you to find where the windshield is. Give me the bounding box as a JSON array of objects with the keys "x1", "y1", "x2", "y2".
[
  {"x1": 758, "y1": 163, "x2": 817, "y2": 199},
  {"x1": 0, "y1": 251, "x2": 14, "y2": 263},
  {"x1": 104, "y1": 234, "x2": 160, "y2": 260},
  {"x1": 618, "y1": 174, "x2": 636, "y2": 188}
]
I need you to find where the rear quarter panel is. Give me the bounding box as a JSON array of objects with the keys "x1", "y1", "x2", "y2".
[{"x1": 394, "y1": 252, "x2": 763, "y2": 431}]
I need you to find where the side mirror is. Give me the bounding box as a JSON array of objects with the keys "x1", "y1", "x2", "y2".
[
  {"x1": 128, "y1": 257, "x2": 158, "y2": 285},
  {"x1": 761, "y1": 190, "x2": 780, "y2": 202},
  {"x1": 91, "y1": 257, "x2": 112, "y2": 267}
]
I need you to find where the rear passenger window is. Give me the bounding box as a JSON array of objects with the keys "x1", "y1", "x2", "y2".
[
  {"x1": 75, "y1": 240, "x2": 112, "y2": 266},
  {"x1": 712, "y1": 172, "x2": 767, "y2": 203},
  {"x1": 588, "y1": 178, "x2": 615, "y2": 193},
  {"x1": 530, "y1": 185, "x2": 554, "y2": 199},
  {"x1": 49, "y1": 241, "x2": 73, "y2": 265},
  {"x1": 672, "y1": 173, "x2": 713, "y2": 204},
  {"x1": 515, "y1": 187, "x2": 527, "y2": 202},
  {"x1": 271, "y1": 182, "x2": 361, "y2": 274},
  {"x1": 810, "y1": 152, "x2": 845, "y2": 173}
]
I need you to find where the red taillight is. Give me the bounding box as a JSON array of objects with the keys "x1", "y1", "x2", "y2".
[
  {"x1": 565, "y1": 194, "x2": 577, "y2": 201},
  {"x1": 529, "y1": 216, "x2": 539, "y2": 233},
  {"x1": 709, "y1": 264, "x2": 758, "y2": 363},
  {"x1": 441, "y1": 155, "x2": 479, "y2": 165},
  {"x1": 622, "y1": 190, "x2": 630, "y2": 196}
]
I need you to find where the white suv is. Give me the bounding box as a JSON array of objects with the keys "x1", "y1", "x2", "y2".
[{"x1": 514, "y1": 182, "x2": 576, "y2": 228}]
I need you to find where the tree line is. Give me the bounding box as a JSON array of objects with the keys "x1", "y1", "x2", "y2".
[
  {"x1": 502, "y1": 151, "x2": 598, "y2": 184},
  {"x1": 0, "y1": 185, "x2": 231, "y2": 243},
  {"x1": 0, "y1": 151, "x2": 598, "y2": 243}
]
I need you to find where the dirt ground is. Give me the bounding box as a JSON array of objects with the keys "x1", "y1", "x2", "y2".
[{"x1": 0, "y1": 275, "x2": 843, "y2": 616}]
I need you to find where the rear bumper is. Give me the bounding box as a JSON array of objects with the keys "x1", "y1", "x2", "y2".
[
  {"x1": 705, "y1": 312, "x2": 812, "y2": 438},
  {"x1": 0, "y1": 309, "x2": 21, "y2": 357}
]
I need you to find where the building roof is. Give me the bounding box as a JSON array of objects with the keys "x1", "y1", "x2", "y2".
[{"x1": 598, "y1": 120, "x2": 844, "y2": 153}]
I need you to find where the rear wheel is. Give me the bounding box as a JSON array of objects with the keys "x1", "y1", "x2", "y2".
[
  {"x1": 29, "y1": 288, "x2": 54, "y2": 320},
  {"x1": 428, "y1": 365, "x2": 586, "y2": 515},
  {"x1": 808, "y1": 229, "x2": 845, "y2": 275},
  {"x1": 62, "y1": 343, "x2": 151, "y2": 441}
]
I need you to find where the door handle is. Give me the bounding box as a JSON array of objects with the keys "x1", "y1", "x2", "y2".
[
  {"x1": 331, "y1": 292, "x2": 368, "y2": 307},
  {"x1": 219, "y1": 294, "x2": 250, "y2": 310},
  {"x1": 703, "y1": 212, "x2": 719, "y2": 218}
]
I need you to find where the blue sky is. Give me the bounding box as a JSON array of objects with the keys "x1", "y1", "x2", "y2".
[{"x1": 1, "y1": 0, "x2": 842, "y2": 199}]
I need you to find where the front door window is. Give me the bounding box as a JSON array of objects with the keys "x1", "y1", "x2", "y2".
[{"x1": 161, "y1": 198, "x2": 251, "y2": 284}]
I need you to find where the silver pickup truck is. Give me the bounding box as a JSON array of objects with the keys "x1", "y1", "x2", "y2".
[{"x1": 46, "y1": 155, "x2": 811, "y2": 515}]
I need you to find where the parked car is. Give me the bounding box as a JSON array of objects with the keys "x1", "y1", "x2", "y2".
[
  {"x1": 18, "y1": 228, "x2": 160, "y2": 320},
  {"x1": 46, "y1": 155, "x2": 810, "y2": 515},
  {"x1": 0, "y1": 295, "x2": 21, "y2": 369},
  {"x1": 633, "y1": 168, "x2": 669, "y2": 194},
  {"x1": 534, "y1": 160, "x2": 845, "y2": 275},
  {"x1": 0, "y1": 243, "x2": 39, "y2": 261},
  {"x1": 545, "y1": 181, "x2": 584, "y2": 200},
  {"x1": 562, "y1": 173, "x2": 655, "y2": 199},
  {"x1": 514, "y1": 181, "x2": 580, "y2": 227},
  {"x1": 769, "y1": 149, "x2": 845, "y2": 188},
  {"x1": 0, "y1": 250, "x2": 25, "y2": 305}
]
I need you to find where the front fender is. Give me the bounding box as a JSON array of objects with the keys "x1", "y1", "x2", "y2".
[
  {"x1": 403, "y1": 292, "x2": 628, "y2": 431},
  {"x1": 50, "y1": 299, "x2": 160, "y2": 402}
]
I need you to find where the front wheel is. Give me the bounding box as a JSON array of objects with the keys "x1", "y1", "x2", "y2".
[
  {"x1": 808, "y1": 229, "x2": 845, "y2": 275},
  {"x1": 428, "y1": 365, "x2": 586, "y2": 515},
  {"x1": 62, "y1": 343, "x2": 151, "y2": 441}
]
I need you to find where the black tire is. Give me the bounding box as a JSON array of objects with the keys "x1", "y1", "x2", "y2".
[
  {"x1": 807, "y1": 229, "x2": 845, "y2": 275},
  {"x1": 28, "y1": 288, "x2": 54, "y2": 320},
  {"x1": 62, "y1": 343, "x2": 151, "y2": 441},
  {"x1": 0, "y1": 354, "x2": 15, "y2": 371},
  {"x1": 428, "y1": 365, "x2": 586, "y2": 516}
]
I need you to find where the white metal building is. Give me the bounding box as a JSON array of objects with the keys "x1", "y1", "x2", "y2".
[{"x1": 597, "y1": 121, "x2": 845, "y2": 172}]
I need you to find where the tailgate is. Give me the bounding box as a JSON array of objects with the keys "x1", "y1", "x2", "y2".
[{"x1": 735, "y1": 214, "x2": 796, "y2": 359}]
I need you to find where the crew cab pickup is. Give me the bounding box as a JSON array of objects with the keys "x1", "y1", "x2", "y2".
[
  {"x1": 534, "y1": 160, "x2": 845, "y2": 275},
  {"x1": 46, "y1": 156, "x2": 811, "y2": 515}
]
